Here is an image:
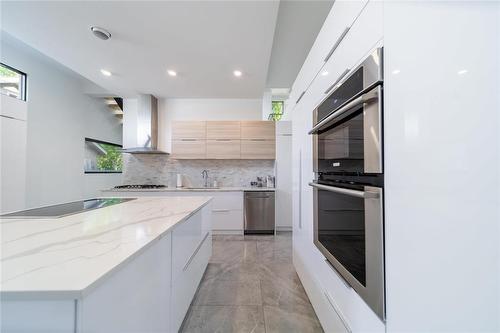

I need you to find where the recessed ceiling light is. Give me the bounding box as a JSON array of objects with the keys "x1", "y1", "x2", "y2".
[
  {"x1": 100, "y1": 69, "x2": 112, "y2": 77},
  {"x1": 457, "y1": 69, "x2": 468, "y2": 75},
  {"x1": 233, "y1": 70, "x2": 243, "y2": 77},
  {"x1": 167, "y1": 70, "x2": 177, "y2": 77},
  {"x1": 392, "y1": 69, "x2": 401, "y2": 75},
  {"x1": 91, "y1": 26, "x2": 111, "y2": 40},
  {"x1": 321, "y1": 71, "x2": 329, "y2": 76}
]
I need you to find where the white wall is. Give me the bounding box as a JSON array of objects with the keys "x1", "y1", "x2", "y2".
[
  {"x1": 1, "y1": 35, "x2": 123, "y2": 209},
  {"x1": 157, "y1": 98, "x2": 262, "y2": 152}
]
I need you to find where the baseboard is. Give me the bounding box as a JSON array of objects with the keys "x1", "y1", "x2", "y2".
[
  {"x1": 212, "y1": 229, "x2": 243, "y2": 235},
  {"x1": 275, "y1": 226, "x2": 292, "y2": 232}
]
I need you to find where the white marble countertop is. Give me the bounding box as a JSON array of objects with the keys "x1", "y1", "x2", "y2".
[
  {"x1": 102, "y1": 186, "x2": 275, "y2": 192},
  {"x1": 0, "y1": 196, "x2": 211, "y2": 300}
]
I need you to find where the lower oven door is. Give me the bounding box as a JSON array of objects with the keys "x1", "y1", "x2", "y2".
[{"x1": 309, "y1": 182, "x2": 385, "y2": 320}]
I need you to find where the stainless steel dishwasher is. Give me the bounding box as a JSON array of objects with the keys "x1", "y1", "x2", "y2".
[{"x1": 244, "y1": 191, "x2": 275, "y2": 234}]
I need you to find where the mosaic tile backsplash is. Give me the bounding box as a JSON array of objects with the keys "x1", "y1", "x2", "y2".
[{"x1": 122, "y1": 154, "x2": 275, "y2": 187}]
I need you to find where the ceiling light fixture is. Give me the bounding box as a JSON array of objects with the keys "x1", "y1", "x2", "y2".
[
  {"x1": 91, "y1": 26, "x2": 111, "y2": 40},
  {"x1": 392, "y1": 69, "x2": 401, "y2": 75},
  {"x1": 457, "y1": 69, "x2": 468, "y2": 75},
  {"x1": 167, "y1": 70, "x2": 177, "y2": 77},
  {"x1": 321, "y1": 71, "x2": 329, "y2": 76},
  {"x1": 100, "y1": 69, "x2": 112, "y2": 77},
  {"x1": 233, "y1": 70, "x2": 243, "y2": 77}
]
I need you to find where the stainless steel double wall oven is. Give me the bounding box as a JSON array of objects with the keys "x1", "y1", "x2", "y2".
[{"x1": 309, "y1": 48, "x2": 385, "y2": 320}]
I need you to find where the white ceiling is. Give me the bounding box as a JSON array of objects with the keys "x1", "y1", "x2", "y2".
[
  {"x1": 1, "y1": 1, "x2": 331, "y2": 99},
  {"x1": 266, "y1": 0, "x2": 333, "y2": 88}
]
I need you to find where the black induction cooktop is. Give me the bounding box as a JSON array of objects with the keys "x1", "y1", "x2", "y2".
[{"x1": 0, "y1": 198, "x2": 136, "y2": 219}]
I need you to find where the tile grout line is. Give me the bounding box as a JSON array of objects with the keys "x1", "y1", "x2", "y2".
[{"x1": 259, "y1": 278, "x2": 267, "y2": 333}]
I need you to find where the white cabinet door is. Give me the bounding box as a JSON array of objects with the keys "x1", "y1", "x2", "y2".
[
  {"x1": 306, "y1": 1, "x2": 384, "y2": 112},
  {"x1": 0, "y1": 98, "x2": 27, "y2": 213},
  {"x1": 211, "y1": 209, "x2": 243, "y2": 232},
  {"x1": 288, "y1": 0, "x2": 368, "y2": 107}
]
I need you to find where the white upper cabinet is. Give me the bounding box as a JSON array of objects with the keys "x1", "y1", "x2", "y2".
[
  {"x1": 307, "y1": 0, "x2": 383, "y2": 111},
  {"x1": 287, "y1": 0, "x2": 368, "y2": 109}
]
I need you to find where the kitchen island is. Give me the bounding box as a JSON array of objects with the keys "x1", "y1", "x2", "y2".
[{"x1": 1, "y1": 196, "x2": 212, "y2": 333}]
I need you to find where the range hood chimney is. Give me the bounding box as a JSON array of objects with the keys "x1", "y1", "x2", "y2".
[{"x1": 122, "y1": 94, "x2": 168, "y2": 154}]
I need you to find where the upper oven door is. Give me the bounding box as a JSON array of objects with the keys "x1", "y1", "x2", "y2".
[
  {"x1": 315, "y1": 47, "x2": 383, "y2": 125},
  {"x1": 312, "y1": 85, "x2": 382, "y2": 174}
]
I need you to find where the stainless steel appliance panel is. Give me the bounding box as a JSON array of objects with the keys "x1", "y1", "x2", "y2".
[
  {"x1": 311, "y1": 48, "x2": 383, "y2": 175},
  {"x1": 244, "y1": 191, "x2": 275, "y2": 234}
]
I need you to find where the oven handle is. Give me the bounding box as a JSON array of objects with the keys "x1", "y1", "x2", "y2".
[
  {"x1": 308, "y1": 85, "x2": 379, "y2": 135},
  {"x1": 308, "y1": 95, "x2": 364, "y2": 134},
  {"x1": 308, "y1": 182, "x2": 379, "y2": 199}
]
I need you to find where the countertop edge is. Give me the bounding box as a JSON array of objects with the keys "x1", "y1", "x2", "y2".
[
  {"x1": 0, "y1": 197, "x2": 213, "y2": 301},
  {"x1": 102, "y1": 187, "x2": 275, "y2": 193}
]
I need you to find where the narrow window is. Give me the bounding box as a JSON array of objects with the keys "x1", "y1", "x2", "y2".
[
  {"x1": 0, "y1": 63, "x2": 27, "y2": 101},
  {"x1": 84, "y1": 138, "x2": 123, "y2": 173},
  {"x1": 268, "y1": 100, "x2": 284, "y2": 121}
]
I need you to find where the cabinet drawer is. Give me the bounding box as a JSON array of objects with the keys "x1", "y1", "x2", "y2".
[
  {"x1": 172, "y1": 209, "x2": 203, "y2": 278},
  {"x1": 240, "y1": 121, "x2": 275, "y2": 140},
  {"x1": 172, "y1": 140, "x2": 206, "y2": 159},
  {"x1": 210, "y1": 192, "x2": 243, "y2": 210},
  {"x1": 171, "y1": 231, "x2": 211, "y2": 332},
  {"x1": 206, "y1": 139, "x2": 241, "y2": 159},
  {"x1": 172, "y1": 121, "x2": 206, "y2": 139},
  {"x1": 241, "y1": 140, "x2": 275, "y2": 159},
  {"x1": 212, "y1": 209, "x2": 243, "y2": 231},
  {"x1": 206, "y1": 121, "x2": 241, "y2": 139}
]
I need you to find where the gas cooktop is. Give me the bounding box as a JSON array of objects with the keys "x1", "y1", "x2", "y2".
[{"x1": 114, "y1": 184, "x2": 167, "y2": 189}]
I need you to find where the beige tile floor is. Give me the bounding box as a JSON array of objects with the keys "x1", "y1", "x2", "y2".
[{"x1": 181, "y1": 232, "x2": 324, "y2": 333}]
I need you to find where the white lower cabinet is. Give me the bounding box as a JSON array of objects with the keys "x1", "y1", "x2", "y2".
[{"x1": 104, "y1": 190, "x2": 245, "y2": 234}]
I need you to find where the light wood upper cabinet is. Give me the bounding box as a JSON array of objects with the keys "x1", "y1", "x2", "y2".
[
  {"x1": 241, "y1": 140, "x2": 275, "y2": 159},
  {"x1": 171, "y1": 121, "x2": 275, "y2": 159},
  {"x1": 206, "y1": 140, "x2": 241, "y2": 159},
  {"x1": 206, "y1": 121, "x2": 241, "y2": 139},
  {"x1": 172, "y1": 121, "x2": 206, "y2": 140},
  {"x1": 172, "y1": 140, "x2": 206, "y2": 159},
  {"x1": 240, "y1": 121, "x2": 276, "y2": 140}
]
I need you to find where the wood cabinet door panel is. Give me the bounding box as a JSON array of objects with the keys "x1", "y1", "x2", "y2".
[
  {"x1": 241, "y1": 121, "x2": 276, "y2": 140},
  {"x1": 206, "y1": 121, "x2": 241, "y2": 139},
  {"x1": 172, "y1": 121, "x2": 206, "y2": 139},
  {"x1": 172, "y1": 140, "x2": 206, "y2": 159},
  {"x1": 241, "y1": 140, "x2": 275, "y2": 159},
  {"x1": 206, "y1": 140, "x2": 241, "y2": 159}
]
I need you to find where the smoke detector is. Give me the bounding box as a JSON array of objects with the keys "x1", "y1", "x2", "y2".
[{"x1": 91, "y1": 26, "x2": 111, "y2": 40}]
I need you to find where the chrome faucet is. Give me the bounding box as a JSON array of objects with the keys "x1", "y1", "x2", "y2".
[{"x1": 201, "y1": 170, "x2": 209, "y2": 187}]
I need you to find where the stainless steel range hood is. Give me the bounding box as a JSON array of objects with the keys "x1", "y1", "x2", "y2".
[{"x1": 122, "y1": 94, "x2": 168, "y2": 154}]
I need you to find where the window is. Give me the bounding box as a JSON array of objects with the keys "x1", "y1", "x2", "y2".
[
  {"x1": 84, "y1": 138, "x2": 123, "y2": 173},
  {"x1": 0, "y1": 63, "x2": 27, "y2": 101},
  {"x1": 268, "y1": 100, "x2": 284, "y2": 121}
]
